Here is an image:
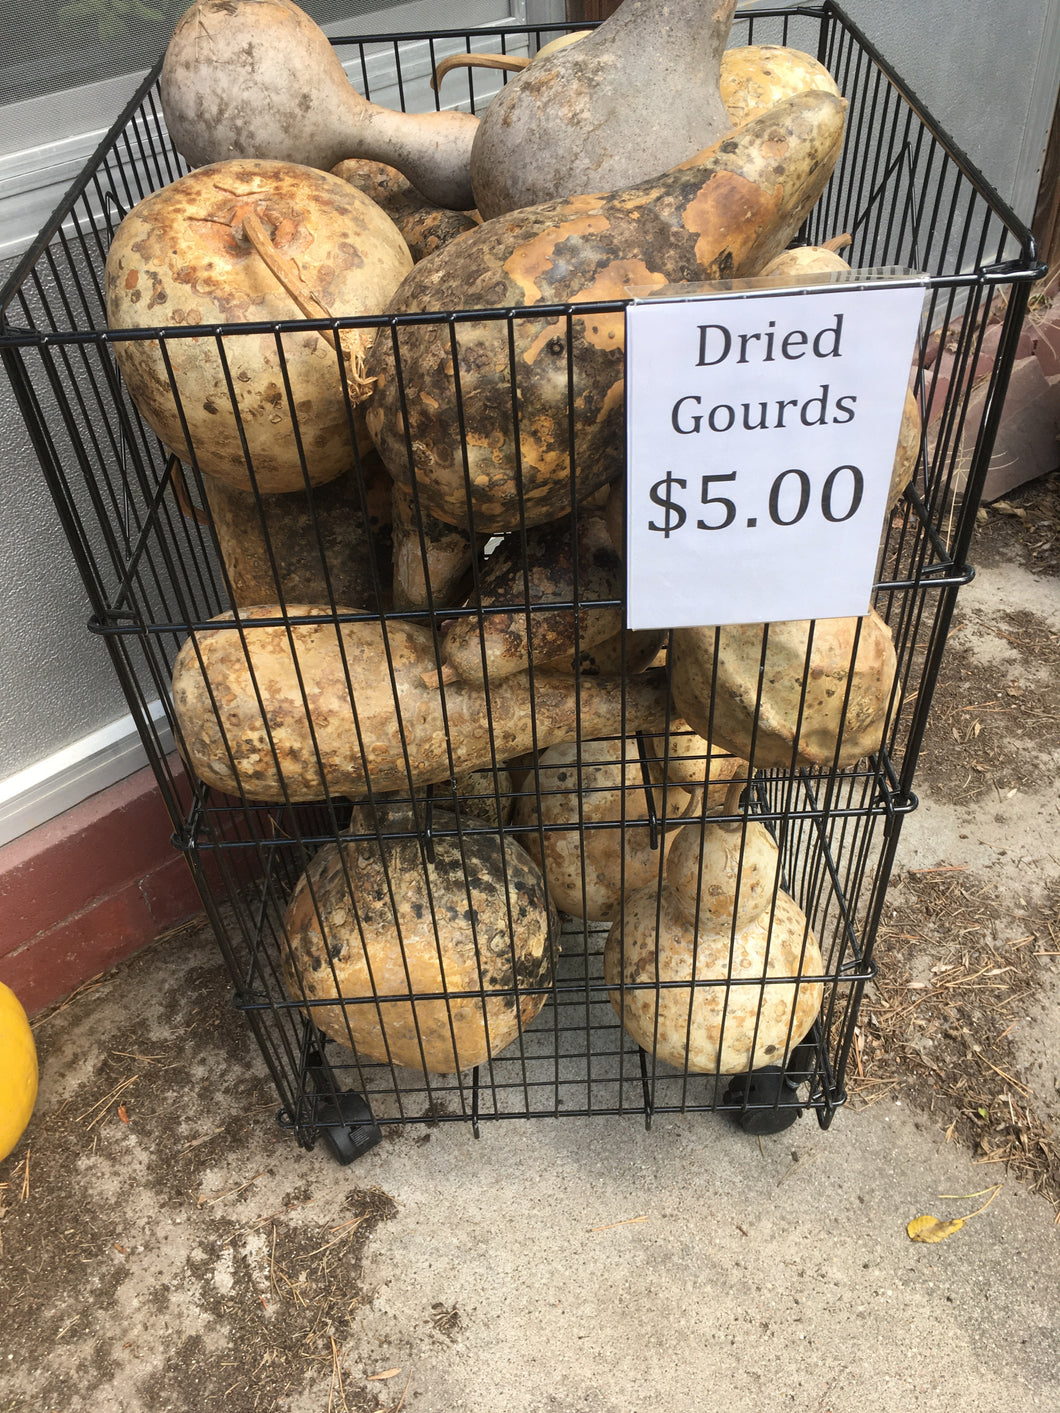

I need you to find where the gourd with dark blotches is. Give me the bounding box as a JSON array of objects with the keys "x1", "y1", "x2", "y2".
[{"x1": 366, "y1": 89, "x2": 848, "y2": 534}]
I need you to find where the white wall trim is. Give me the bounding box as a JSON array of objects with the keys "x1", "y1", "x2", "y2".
[{"x1": 0, "y1": 701, "x2": 173, "y2": 849}]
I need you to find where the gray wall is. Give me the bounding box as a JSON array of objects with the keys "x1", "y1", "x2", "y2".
[
  {"x1": 836, "y1": 0, "x2": 1058, "y2": 225},
  {"x1": 1, "y1": 0, "x2": 1056, "y2": 788},
  {"x1": 0, "y1": 317, "x2": 132, "y2": 779}
]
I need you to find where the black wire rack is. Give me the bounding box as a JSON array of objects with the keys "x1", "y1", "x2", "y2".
[{"x1": 0, "y1": 3, "x2": 1044, "y2": 1161}]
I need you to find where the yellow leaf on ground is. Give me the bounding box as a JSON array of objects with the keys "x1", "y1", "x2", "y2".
[{"x1": 907, "y1": 1214, "x2": 966, "y2": 1243}]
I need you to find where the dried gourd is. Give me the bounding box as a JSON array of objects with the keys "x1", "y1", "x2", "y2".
[
  {"x1": 366, "y1": 89, "x2": 848, "y2": 533},
  {"x1": 284, "y1": 806, "x2": 556, "y2": 1073},
  {"x1": 162, "y1": 0, "x2": 479, "y2": 208},
  {"x1": 670, "y1": 610, "x2": 898, "y2": 770},
  {"x1": 513, "y1": 738, "x2": 692, "y2": 923},
  {"x1": 105, "y1": 159, "x2": 412, "y2": 493},
  {"x1": 172, "y1": 607, "x2": 671, "y2": 802}
]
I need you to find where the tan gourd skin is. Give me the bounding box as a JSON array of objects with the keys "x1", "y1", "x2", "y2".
[
  {"x1": 671, "y1": 610, "x2": 899, "y2": 771},
  {"x1": 162, "y1": 0, "x2": 479, "y2": 209},
  {"x1": 719, "y1": 45, "x2": 841, "y2": 129},
  {"x1": 513, "y1": 739, "x2": 692, "y2": 922},
  {"x1": 665, "y1": 810, "x2": 781, "y2": 933},
  {"x1": 171, "y1": 607, "x2": 672, "y2": 803},
  {"x1": 470, "y1": 0, "x2": 737, "y2": 221},
  {"x1": 104, "y1": 159, "x2": 413, "y2": 493},
  {"x1": 283, "y1": 807, "x2": 556, "y2": 1073},
  {"x1": 604, "y1": 886, "x2": 823, "y2": 1074},
  {"x1": 366, "y1": 90, "x2": 848, "y2": 534}
]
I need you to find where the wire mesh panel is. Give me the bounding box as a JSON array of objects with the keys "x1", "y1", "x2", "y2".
[{"x1": 0, "y1": 3, "x2": 1042, "y2": 1157}]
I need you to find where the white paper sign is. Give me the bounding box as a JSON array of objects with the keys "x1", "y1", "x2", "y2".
[{"x1": 625, "y1": 277, "x2": 927, "y2": 630}]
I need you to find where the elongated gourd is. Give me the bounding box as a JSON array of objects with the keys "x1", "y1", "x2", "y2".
[
  {"x1": 470, "y1": 0, "x2": 736, "y2": 221},
  {"x1": 171, "y1": 607, "x2": 672, "y2": 802},
  {"x1": 366, "y1": 89, "x2": 848, "y2": 534},
  {"x1": 162, "y1": 0, "x2": 479, "y2": 209}
]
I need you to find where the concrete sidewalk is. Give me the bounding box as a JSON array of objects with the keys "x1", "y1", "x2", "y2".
[{"x1": 1, "y1": 912, "x2": 1057, "y2": 1413}]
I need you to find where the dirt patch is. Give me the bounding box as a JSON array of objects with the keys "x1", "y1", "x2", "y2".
[
  {"x1": 0, "y1": 926, "x2": 401, "y2": 1413},
  {"x1": 852, "y1": 471, "x2": 1060, "y2": 1215}
]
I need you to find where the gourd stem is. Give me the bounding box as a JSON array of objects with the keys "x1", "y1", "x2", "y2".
[
  {"x1": 720, "y1": 778, "x2": 747, "y2": 825},
  {"x1": 169, "y1": 454, "x2": 209, "y2": 525},
  {"x1": 432, "y1": 53, "x2": 529, "y2": 91},
  {"x1": 823, "y1": 231, "x2": 853, "y2": 252},
  {"x1": 240, "y1": 209, "x2": 374, "y2": 399}
]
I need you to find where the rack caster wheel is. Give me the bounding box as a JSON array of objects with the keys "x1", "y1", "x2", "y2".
[
  {"x1": 316, "y1": 1090, "x2": 383, "y2": 1165},
  {"x1": 723, "y1": 1065, "x2": 803, "y2": 1135}
]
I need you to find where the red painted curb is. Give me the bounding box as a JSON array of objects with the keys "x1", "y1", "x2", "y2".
[{"x1": 0, "y1": 762, "x2": 204, "y2": 1014}]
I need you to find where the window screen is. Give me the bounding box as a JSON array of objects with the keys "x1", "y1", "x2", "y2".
[{"x1": 2, "y1": 1, "x2": 515, "y2": 107}]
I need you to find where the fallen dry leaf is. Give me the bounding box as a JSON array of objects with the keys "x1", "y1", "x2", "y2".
[
  {"x1": 907, "y1": 1214, "x2": 966, "y2": 1243},
  {"x1": 367, "y1": 1368, "x2": 402, "y2": 1381},
  {"x1": 117, "y1": 1103, "x2": 130, "y2": 1124},
  {"x1": 906, "y1": 1183, "x2": 1002, "y2": 1242}
]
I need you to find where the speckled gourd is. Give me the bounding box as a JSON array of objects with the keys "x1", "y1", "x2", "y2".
[
  {"x1": 283, "y1": 806, "x2": 557, "y2": 1072},
  {"x1": 105, "y1": 159, "x2": 412, "y2": 493},
  {"x1": 670, "y1": 610, "x2": 898, "y2": 770},
  {"x1": 604, "y1": 807, "x2": 823, "y2": 1074},
  {"x1": 365, "y1": 89, "x2": 848, "y2": 533},
  {"x1": 513, "y1": 738, "x2": 693, "y2": 922},
  {"x1": 171, "y1": 606, "x2": 672, "y2": 802}
]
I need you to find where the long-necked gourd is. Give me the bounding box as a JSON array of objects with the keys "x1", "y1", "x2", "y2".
[
  {"x1": 469, "y1": 0, "x2": 736, "y2": 221},
  {"x1": 171, "y1": 607, "x2": 672, "y2": 802},
  {"x1": 366, "y1": 89, "x2": 848, "y2": 534},
  {"x1": 161, "y1": 0, "x2": 479, "y2": 209}
]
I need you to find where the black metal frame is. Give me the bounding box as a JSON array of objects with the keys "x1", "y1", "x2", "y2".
[{"x1": 0, "y1": 4, "x2": 1044, "y2": 1160}]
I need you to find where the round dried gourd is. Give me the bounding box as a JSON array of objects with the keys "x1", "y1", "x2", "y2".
[
  {"x1": 664, "y1": 785, "x2": 781, "y2": 932},
  {"x1": 284, "y1": 808, "x2": 556, "y2": 1073},
  {"x1": 641, "y1": 718, "x2": 745, "y2": 810},
  {"x1": 604, "y1": 886, "x2": 823, "y2": 1074},
  {"x1": 105, "y1": 160, "x2": 412, "y2": 493},
  {"x1": 513, "y1": 738, "x2": 692, "y2": 922},
  {"x1": 720, "y1": 45, "x2": 842, "y2": 130},
  {"x1": 670, "y1": 610, "x2": 898, "y2": 770}
]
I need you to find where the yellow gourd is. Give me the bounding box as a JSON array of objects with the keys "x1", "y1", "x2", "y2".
[{"x1": 0, "y1": 981, "x2": 38, "y2": 1163}]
